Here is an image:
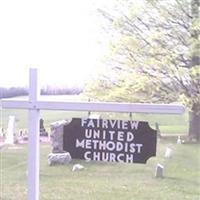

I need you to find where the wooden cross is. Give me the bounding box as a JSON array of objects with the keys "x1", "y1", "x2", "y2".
[{"x1": 0, "y1": 68, "x2": 185, "y2": 200}]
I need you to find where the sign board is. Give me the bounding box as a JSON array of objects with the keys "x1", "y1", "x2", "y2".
[{"x1": 63, "y1": 118, "x2": 157, "y2": 164}]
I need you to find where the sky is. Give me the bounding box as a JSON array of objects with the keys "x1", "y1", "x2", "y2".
[{"x1": 0, "y1": 0, "x2": 106, "y2": 88}]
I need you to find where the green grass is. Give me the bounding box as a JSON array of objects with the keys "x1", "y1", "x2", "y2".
[
  {"x1": 0, "y1": 95, "x2": 188, "y2": 135},
  {"x1": 0, "y1": 139, "x2": 199, "y2": 200}
]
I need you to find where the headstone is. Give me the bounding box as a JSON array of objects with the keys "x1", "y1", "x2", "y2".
[
  {"x1": 50, "y1": 120, "x2": 70, "y2": 153},
  {"x1": 177, "y1": 136, "x2": 182, "y2": 144},
  {"x1": 164, "y1": 147, "x2": 172, "y2": 158},
  {"x1": 0, "y1": 128, "x2": 5, "y2": 145},
  {"x1": 48, "y1": 152, "x2": 71, "y2": 166},
  {"x1": 40, "y1": 118, "x2": 48, "y2": 136},
  {"x1": 23, "y1": 129, "x2": 28, "y2": 141},
  {"x1": 63, "y1": 118, "x2": 157, "y2": 164},
  {"x1": 5, "y1": 116, "x2": 16, "y2": 144},
  {"x1": 48, "y1": 120, "x2": 72, "y2": 166},
  {"x1": 0, "y1": 127, "x2": 3, "y2": 137},
  {"x1": 155, "y1": 163, "x2": 164, "y2": 178},
  {"x1": 72, "y1": 164, "x2": 85, "y2": 171},
  {"x1": 155, "y1": 122, "x2": 161, "y2": 138},
  {"x1": 18, "y1": 129, "x2": 27, "y2": 144}
]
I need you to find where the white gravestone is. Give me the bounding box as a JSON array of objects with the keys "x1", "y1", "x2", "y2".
[
  {"x1": 164, "y1": 147, "x2": 172, "y2": 158},
  {"x1": 72, "y1": 164, "x2": 85, "y2": 171},
  {"x1": 5, "y1": 116, "x2": 16, "y2": 144},
  {"x1": 0, "y1": 127, "x2": 2, "y2": 137},
  {"x1": 155, "y1": 163, "x2": 164, "y2": 178},
  {"x1": 177, "y1": 136, "x2": 182, "y2": 144}
]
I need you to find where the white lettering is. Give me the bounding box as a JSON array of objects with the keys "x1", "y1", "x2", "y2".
[
  {"x1": 106, "y1": 141, "x2": 116, "y2": 151},
  {"x1": 85, "y1": 139, "x2": 92, "y2": 149},
  {"x1": 124, "y1": 143, "x2": 129, "y2": 152},
  {"x1": 84, "y1": 152, "x2": 139, "y2": 163},
  {"x1": 129, "y1": 143, "x2": 136, "y2": 153},
  {"x1": 130, "y1": 121, "x2": 139, "y2": 130},
  {"x1": 127, "y1": 132, "x2": 134, "y2": 142},
  {"x1": 136, "y1": 144, "x2": 143, "y2": 153},
  {"x1": 84, "y1": 151, "x2": 91, "y2": 161},
  {"x1": 126, "y1": 154, "x2": 134, "y2": 163},
  {"x1": 122, "y1": 121, "x2": 128, "y2": 130},
  {"x1": 87, "y1": 119, "x2": 95, "y2": 128},
  {"x1": 117, "y1": 154, "x2": 124, "y2": 162},
  {"x1": 98, "y1": 140, "x2": 106, "y2": 150},
  {"x1": 76, "y1": 139, "x2": 85, "y2": 148},
  {"x1": 102, "y1": 130, "x2": 106, "y2": 140},
  {"x1": 117, "y1": 131, "x2": 124, "y2": 141},
  {"x1": 109, "y1": 153, "x2": 116, "y2": 162},
  {"x1": 129, "y1": 143, "x2": 143, "y2": 153},
  {"x1": 93, "y1": 129, "x2": 100, "y2": 139},
  {"x1": 117, "y1": 120, "x2": 121, "y2": 129},
  {"x1": 93, "y1": 152, "x2": 101, "y2": 161},
  {"x1": 102, "y1": 119, "x2": 108, "y2": 128},
  {"x1": 109, "y1": 120, "x2": 117, "y2": 129},
  {"x1": 109, "y1": 131, "x2": 115, "y2": 140},
  {"x1": 116, "y1": 142, "x2": 123, "y2": 151},
  {"x1": 93, "y1": 140, "x2": 99, "y2": 149},
  {"x1": 96, "y1": 119, "x2": 100, "y2": 128},
  {"x1": 81, "y1": 119, "x2": 87, "y2": 127},
  {"x1": 102, "y1": 152, "x2": 109, "y2": 161},
  {"x1": 85, "y1": 129, "x2": 92, "y2": 138},
  {"x1": 129, "y1": 143, "x2": 135, "y2": 153}
]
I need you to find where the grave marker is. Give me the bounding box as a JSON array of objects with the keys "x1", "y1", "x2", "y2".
[
  {"x1": 155, "y1": 163, "x2": 164, "y2": 178},
  {"x1": 39, "y1": 118, "x2": 48, "y2": 136},
  {"x1": 5, "y1": 115, "x2": 16, "y2": 144},
  {"x1": 164, "y1": 147, "x2": 172, "y2": 158}
]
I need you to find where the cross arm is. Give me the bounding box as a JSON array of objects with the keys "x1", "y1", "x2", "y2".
[
  {"x1": 0, "y1": 99, "x2": 185, "y2": 114},
  {"x1": 36, "y1": 101, "x2": 185, "y2": 114}
]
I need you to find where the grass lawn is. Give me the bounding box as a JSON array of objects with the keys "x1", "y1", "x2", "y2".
[
  {"x1": 0, "y1": 138, "x2": 199, "y2": 200},
  {"x1": 0, "y1": 95, "x2": 196, "y2": 199}
]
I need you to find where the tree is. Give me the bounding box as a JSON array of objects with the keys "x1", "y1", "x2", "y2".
[{"x1": 85, "y1": 0, "x2": 200, "y2": 140}]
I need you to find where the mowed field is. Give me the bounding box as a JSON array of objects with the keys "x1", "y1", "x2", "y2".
[
  {"x1": 0, "y1": 95, "x2": 199, "y2": 200},
  {"x1": 0, "y1": 140, "x2": 199, "y2": 200},
  {"x1": 0, "y1": 95, "x2": 188, "y2": 135}
]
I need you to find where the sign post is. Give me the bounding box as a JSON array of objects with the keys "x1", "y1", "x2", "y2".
[
  {"x1": 28, "y1": 69, "x2": 40, "y2": 200},
  {"x1": 0, "y1": 68, "x2": 185, "y2": 200}
]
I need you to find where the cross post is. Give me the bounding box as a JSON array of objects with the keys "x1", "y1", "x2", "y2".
[{"x1": 28, "y1": 68, "x2": 40, "y2": 200}]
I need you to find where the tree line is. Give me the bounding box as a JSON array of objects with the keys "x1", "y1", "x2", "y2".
[{"x1": 0, "y1": 86, "x2": 83, "y2": 99}]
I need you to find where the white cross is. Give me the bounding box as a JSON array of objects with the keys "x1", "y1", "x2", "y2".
[{"x1": 0, "y1": 68, "x2": 185, "y2": 200}]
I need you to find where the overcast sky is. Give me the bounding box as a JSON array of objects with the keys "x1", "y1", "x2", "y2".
[{"x1": 0, "y1": 0, "x2": 107, "y2": 88}]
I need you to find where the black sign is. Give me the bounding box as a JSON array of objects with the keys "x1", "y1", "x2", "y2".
[{"x1": 63, "y1": 118, "x2": 157, "y2": 164}]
